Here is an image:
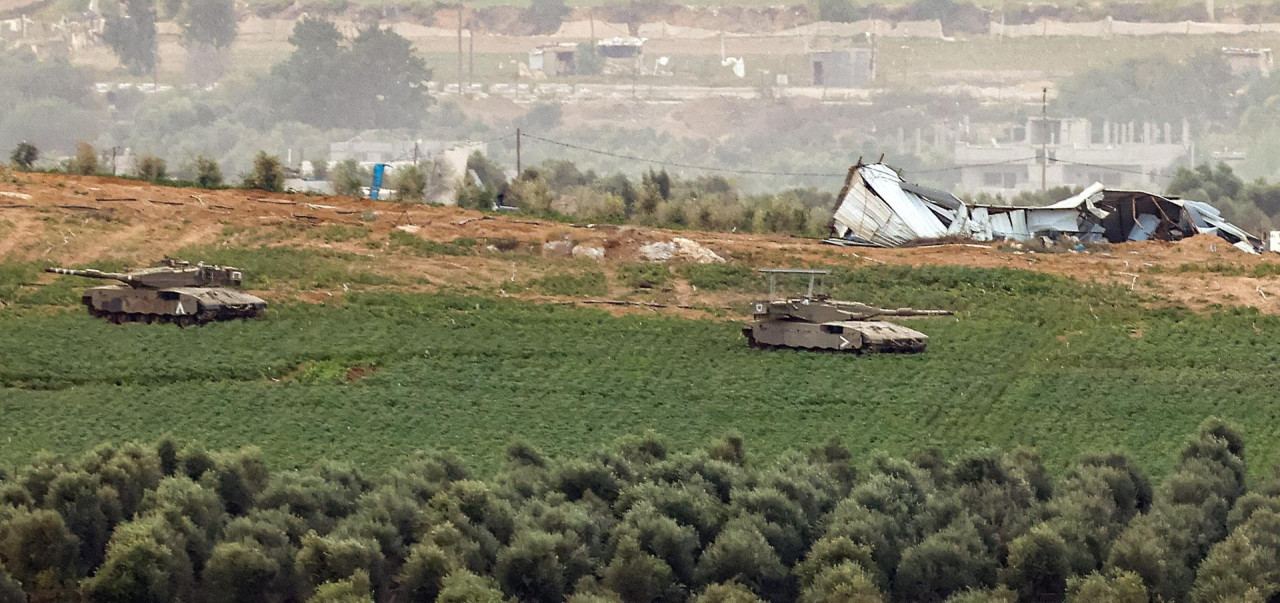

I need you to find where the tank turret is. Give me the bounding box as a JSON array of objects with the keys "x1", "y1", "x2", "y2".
[
  {"x1": 742, "y1": 269, "x2": 951, "y2": 353},
  {"x1": 46, "y1": 261, "x2": 244, "y2": 289},
  {"x1": 46, "y1": 260, "x2": 265, "y2": 326}
]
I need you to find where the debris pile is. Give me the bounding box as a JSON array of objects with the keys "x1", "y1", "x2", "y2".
[
  {"x1": 639, "y1": 237, "x2": 726, "y2": 264},
  {"x1": 828, "y1": 164, "x2": 1263, "y2": 253}
]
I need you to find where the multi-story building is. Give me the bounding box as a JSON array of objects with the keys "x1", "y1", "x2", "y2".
[{"x1": 954, "y1": 117, "x2": 1191, "y2": 196}]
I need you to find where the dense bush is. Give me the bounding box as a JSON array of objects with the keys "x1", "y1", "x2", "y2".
[
  {"x1": 9, "y1": 142, "x2": 36, "y2": 171},
  {"x1": 243, "y1": 151, "x2": 284, "y2": 192},
  {"x1": 0, "y1": 420, "x2": 1262, "y2": 602},
  {"x1": 136, "y1": 154, "x2": 167, "y2": 183}
]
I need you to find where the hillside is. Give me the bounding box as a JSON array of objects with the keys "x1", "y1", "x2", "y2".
[{"x1": 3, "y1": 173, "x2": 1280, "y2": 478}]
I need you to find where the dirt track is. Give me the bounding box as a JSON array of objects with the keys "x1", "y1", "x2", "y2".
[{"x1": 2, "y1": 173, "x2": 1279, "y2": 314}]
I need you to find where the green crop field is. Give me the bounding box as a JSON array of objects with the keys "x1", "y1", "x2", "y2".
[{"x1": 4, "y1": 258, "x2": 1279, "y2": 479}]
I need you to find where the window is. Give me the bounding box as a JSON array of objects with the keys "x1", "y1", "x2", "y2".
[{"x1": 983, "y1": 172, "x2": 1020, "y2": 187}]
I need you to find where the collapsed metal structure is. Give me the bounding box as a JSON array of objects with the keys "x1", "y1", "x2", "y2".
[{"x1": 828, "y1": 163, "x2": 1263, "y2": 253}]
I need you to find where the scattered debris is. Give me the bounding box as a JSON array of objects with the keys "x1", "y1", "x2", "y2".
[
  {"x1": 639, "y1": 237, "x2": 726, "y2": 264},
  {"x1": 255, "y1": 198, "x2": 295, "y2": 205},
  {"x1": 829, "y1": 163, "x2": 1263, "y2": 253},
  {"x1": 395, "y1": 224, "x2": 422, "y2": 234},
  {"x1": 542, "y1": 240, "x2": 575, "y2": 257},
  {"x1": 571, "y1": 245, "x2": 605, "y2": 261},
  {"x1": 149, "y1": 199, "x2": 184, "y2": 206},
  {"x1": 94, "y1": 197, "x2": 137, "y2": 202},
  {"x1": 0, "y1": 192, "x2": 32, "y2": 201}
]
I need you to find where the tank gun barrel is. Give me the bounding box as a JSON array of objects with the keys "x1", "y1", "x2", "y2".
[
  {"x1": 876, "y1": 307, "x2": 953, "y2": 317},
  {"x1": 45, "y1": 267, "x2": 132, "y2": 282}
]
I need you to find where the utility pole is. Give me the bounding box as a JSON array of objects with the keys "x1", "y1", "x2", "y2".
[
  {"x1": 516, "y1": 128, "x2": 522, "y2": 175},
  {"x1": 1041, "y1": 86, "x2": 1048, "y2": 192},
  {"x1": 412, "y1": 141, "x2": 420, "y2": 166},
  {"x1": 457, "y1": 3, "x2": 464, "y2": 98}
]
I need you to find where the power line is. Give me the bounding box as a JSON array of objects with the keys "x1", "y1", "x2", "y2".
[
  {"x1": 520, "y1": 133, "x2": 848, "y2": 178},
  {"x1": 909, "y1": 157, "x2": 1039, "y2": 174},
  {"x1": 1049, "y1": 158, "x2": 1175, "y2": 180}
]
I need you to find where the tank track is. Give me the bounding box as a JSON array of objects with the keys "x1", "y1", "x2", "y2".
[
  {"x1": 87, "y1": 307, "x2": 262, "y2": 326},
  {"x1": 742, "y1": 328, "x2": 924, "y2": 354}
]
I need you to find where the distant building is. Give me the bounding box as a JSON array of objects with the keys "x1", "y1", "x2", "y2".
[
  {"x1": 954, "y1": 117, "x2": 1190, "y2": 195},
  {"x1": 808, "y1": 48, "x2": 874, "y2": 88},
  {"x1": 328, "y1": 135, "x2": 486, "y2": 169},
  {"x1": 529, "y1": 43, "x2": 578, "y2": 77},
  {"x1": 597, "y1": 36, "x2": 644, "y2": 59},
  {"x1": 1222, "y1": 47, "x2": 1273, "y2": 78}
]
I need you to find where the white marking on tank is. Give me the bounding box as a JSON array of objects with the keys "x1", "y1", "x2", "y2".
[
  {"x1": 840, "y1": 335, "x2": 851, "y2": 349},
  {"x1": 175, "y1": 302, "x2": 187, "y2": 315}
]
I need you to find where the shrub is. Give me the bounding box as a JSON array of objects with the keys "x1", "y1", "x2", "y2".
[
  {"x1": 69, "y1": 141, "x2": 98, "y2": 175},
  {"x1": 495, "y1": 530, "x2": 566, "y2": 601},
  {"x1": 331, "y1": 159, "x2": 368, "y2": 197},
  {"x1": 394, "y1": 165, "x2": 428, "y2": 202},
  {"x1": 529, "y1": 271, "x2": 608, "y2": 297},
  {"x1": 619, "y1": 264, "x2": 671, "y2": 290},
  {"x1": 1066, "y1": 570, "x2": 1148, "y2": 602},
  {"x1": 692, "y1": 519, "x2": 788, "y2": 599},
  {"x1": 800, "y1": 561, "x2": 885, "y2": 602},
  {"x1": 1000, "y1": 527, "x2": 1070, "y2": 602},
  {"x1": 437, "y1": 570, "x2": 506, "y2": 603},
  {"x1": 243, "y1": 151, "x2": 284, "y2": 192},
  {"x1": 456, "y1": 183, "x2": 496, "y2": 210},
  {"x1": 194, "y1": 157, "x2": 223, "y2": 188},
  {"x1": 10, "y1": 142, "x2": 37, "y2": 171},
  {"x1": 136, "y1": 154, "x2": 167, "y2": 183},
  {"x1": 398, "y1": 543, "x2": 453, "y2": 601}
]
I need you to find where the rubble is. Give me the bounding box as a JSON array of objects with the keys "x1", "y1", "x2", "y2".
[
  {"x1": 828, "y1": 163, "x2": 1264, "y2": 253},
  {"x1": 571, "y1": 245, "x2": 605, "y2": 261},
  {"x1": 639, "y1": 237, "x2": 726, "y2": 264},
  {"x1": 542, "y1": 240, "x2": 574, "y2": 256}
]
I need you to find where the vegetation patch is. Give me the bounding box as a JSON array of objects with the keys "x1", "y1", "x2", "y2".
[
  {"x1": 618, "y1": 263, "x2": 671, "y2": 290},
  {"x1": 678, "y1": 263, "x2": 762, "y2": 291},
  {"x1": 172, "y1": 245, "x2": 392, "y2": 288},
  {"x1": 528, "y1": 269, "x2": 608, "y2": 296},
  {"x1": 388, "y1": 231, "x2": 476, "y2": 256},
  {"x1": 0, "y1": 419, "x2": 1267, "y2": 603}
]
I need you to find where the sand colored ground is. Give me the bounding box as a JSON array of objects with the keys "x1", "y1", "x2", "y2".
[{"x1": 3, "y1": 173, "x2": 1279, "y2": 317}]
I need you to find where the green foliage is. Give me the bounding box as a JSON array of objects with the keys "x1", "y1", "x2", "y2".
[
  {"x1": 331, "y1": 159, "x2": 369, "y2": 197},
  {"x1": 103, "y1": 0, "x2": 158, "y2": 75},
  {"x1": 619, "y1": 264, "x2": 671, "y2": 290},
  {"x1": 677, "y1": 264, "x2": 759, "y2": 291},
  {"x1": 393, "y1": 164, "x2": 428, "y2": 202},
  {"x1": 529, "y1": 270, "x2": 607, "y2": 296},
  {"x1": 267, "y1": 19, "x2": 432, "y2": 129},
  {"x1": 1057, "y1": 51, "x2": 1235, "y2": 130},
  {"x1": 525, "y1": 0, "x2": 569, "y2": 35},
  {"x1": 178, "y1": 0, "x2": 237, "y2": 50},
  {"x1": 388, "y1": 231, "x2": 475, "y2": 256},
  {"x1": 9, "y1": 142, "x2": 37, "y2": 170},
  {"x1": 813, "y1": 0, "x2": 859, "y2": 22},
  {"x1": 188, "y1": 158, "x2": 221, "y2": 189},
  {"x1": 70, "y1": 141, "x2": 98, "y2": 175},
  {"x1": 243, "y1": 151, "x2": 284, "y2": 192},
  {"x1": 136, "y1": 154, "x2": 167, "y2": 183}
]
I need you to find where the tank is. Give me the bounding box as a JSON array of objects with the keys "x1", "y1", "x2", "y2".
[
  {"x1": 742, "y1": 269, "x2": 951, "y2": 353},
  {"x1": 45, "y1": 260, "x2": 267, "y2": 326}
]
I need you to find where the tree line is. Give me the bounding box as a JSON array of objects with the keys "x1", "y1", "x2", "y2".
[{"x1": 0, "y1": 418, "x2": 1271, "y2": 602}]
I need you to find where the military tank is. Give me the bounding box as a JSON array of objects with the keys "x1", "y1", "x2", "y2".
[
  {"x1": 46, "y1": 260, "x2": 267, "y2": 326},
  {"x1": 743, "y1": 269, "x2": 951, "y2": 353}
]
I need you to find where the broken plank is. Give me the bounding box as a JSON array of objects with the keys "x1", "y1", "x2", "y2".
[
  {"x1": 94, "y1": 197, "x2": 137, "y2": 202},
  {"x1": 255, "y1": 198, "x2": 295, "y2": 205},
  {"x1": 149, "y1": 199, "x2": 184, "y2": 206}
]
